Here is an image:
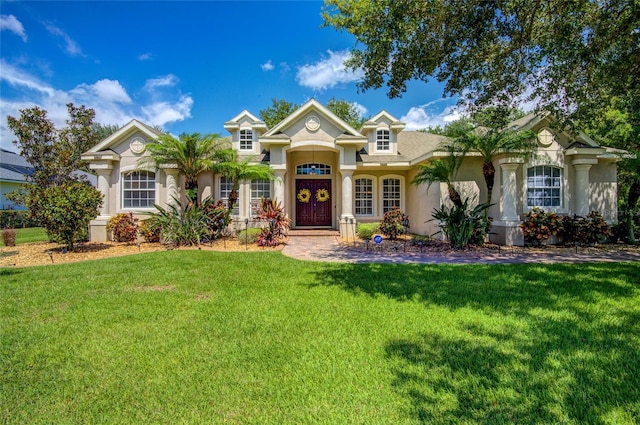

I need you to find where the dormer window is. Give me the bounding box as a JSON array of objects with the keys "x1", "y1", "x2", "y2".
[
  {"x1": 376, "y1": 129, "x2": 390, "y2": 151},
  {"x1": 239, "y1": 129, "x2": 253, "y2": 151}
]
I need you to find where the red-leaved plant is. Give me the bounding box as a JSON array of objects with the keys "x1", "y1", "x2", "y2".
[
  {"x1": 255, "y1": 198, "x2": 290, "y2": 247},
  {"x1": 107, "y1": 212, "x2": 139, "y2": 243}
]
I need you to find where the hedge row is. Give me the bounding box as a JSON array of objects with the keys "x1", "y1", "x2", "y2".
[{"x1": 0, "y1": 210, "x2": 39, "y2": 229}]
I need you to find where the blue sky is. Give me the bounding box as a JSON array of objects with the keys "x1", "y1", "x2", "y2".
[{"x1": 0, "y1": 1, "x2": 460, "y2": 152}]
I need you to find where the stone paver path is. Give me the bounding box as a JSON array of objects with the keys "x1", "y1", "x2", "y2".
[{"x1": 282, "y1": 235, "x2": 640, "y2": 264}]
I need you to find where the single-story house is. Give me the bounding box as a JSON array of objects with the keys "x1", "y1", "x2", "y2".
[
  {"x1": 1, "y1": 148, "x2": 98, "y2": 211},
  {"x1": 1, "y1": 149, "x2": 33, "y2": 210},
  {"x1": 82, "y1": 99, "x2": 621, "y2": 245}
]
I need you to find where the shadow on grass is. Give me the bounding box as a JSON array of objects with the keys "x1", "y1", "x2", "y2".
[
  {"x1": 0, "y1": 268, "x2": 23, "y2": 276},
  {"x1": 312, "y1": 262, "x2": 640, "y2": 423}
]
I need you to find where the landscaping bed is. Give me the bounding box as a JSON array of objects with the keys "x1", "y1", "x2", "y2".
[{"x1": 0, "y1": 238, "x2": 282, "y2": 268}]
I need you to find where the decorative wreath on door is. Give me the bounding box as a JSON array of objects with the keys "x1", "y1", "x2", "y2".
[
  {"x1": 315, "y1": 188, "x2": 330, "y2": 202},
  {"x1": 297, "y1": 188, "x2": 311, "y2": 203}
]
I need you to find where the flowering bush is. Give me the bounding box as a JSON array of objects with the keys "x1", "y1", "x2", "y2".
[
  {"x1": 520, "y1": 208, "x2": 561, "y2": 246},
  {"x1": 107, "y1": 212, "x2": 139, "y2": 243},
  {"x1": 379, "y1": 208, "x2": 408, "y2": 240}
]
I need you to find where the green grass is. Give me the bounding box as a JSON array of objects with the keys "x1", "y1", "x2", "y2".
[
  {"x1": 1, "y1": 252, "x2": 639, "y2": 424},
  {"x1": 0, "y1": 227, "x2": 48, "y2": 245}
]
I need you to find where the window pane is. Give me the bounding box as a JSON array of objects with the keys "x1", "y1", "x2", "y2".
[
  {"x1": 526, "y1": 166, "x2": 562, "y2": 208},
  {"x1": 122, "y1": 171, "x2": 155, "y2": 208},
  {"x1": 355, "y1": 178, "x2": 373, "y2": 215}
]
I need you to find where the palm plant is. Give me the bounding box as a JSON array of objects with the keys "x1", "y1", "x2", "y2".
[
  {"x1": 211, "y1": 149, "x2": 275, "y2": 217},
  {"x1": 411, "y1": 142, "x2": 465, "y2": 207},
  {"x1": 457, "y1": 127, "x2": 536, "y2": 207},
  {"x1": 139, "y1": 132, "x2": 222, "y2": 201}
]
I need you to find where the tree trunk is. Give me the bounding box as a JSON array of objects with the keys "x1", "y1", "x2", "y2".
[
  {"x1": 185, "y1": 178, "x2": 198, "y2": 204},
  {"x1": 483, "y1": 160, "x2": 495, "y2": 206},
  {"x1": 448, "y1": 185, "x2": 463, "y2": 208}
]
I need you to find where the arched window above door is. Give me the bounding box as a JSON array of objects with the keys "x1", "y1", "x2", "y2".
[{"x1": 296, "y1": 163, "x2": 331, "y2": 175}]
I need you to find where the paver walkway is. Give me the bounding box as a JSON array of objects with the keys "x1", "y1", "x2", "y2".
[{"x1": 282, "y1": 234, "x2": 640, "y2": 264}]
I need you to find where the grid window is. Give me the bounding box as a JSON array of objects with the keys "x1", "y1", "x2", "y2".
[
  {"x1": 250, "y1": 179, "x2": 271, "y2": 216},
  {"x1": 122, "y1": 171, "x2": 155, "y2": 208},
  {"x1": 355, "y1": 178, "x2": 373, "y2": 216},
  {"x1": 527, "y1": 166, "x2": 562, "y2": 207},
  {"x1": 239, "y1": 129, "x2": 253, "y2": 150},
  {"x1": 376, "y1": 130, "x2": 390, "y2": 151},
  {"x1": 220, "y1": 176, "x2": 239, "y2": 215},
  {"x1": 296, "y1": 163, "x2": 331, "y2": 175},
  {"x1": 382, "y1": 178, "x2": 401, "y2": 213}
]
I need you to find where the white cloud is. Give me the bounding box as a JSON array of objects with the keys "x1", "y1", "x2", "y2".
[
  {"x1": 144, "y1": 74, "x2": 179, "y2": 90},
  {"x1": 0, "y1": 64, "x2": 193, "y2": 150},
  {"x1": 351, "y1": 101, "x2": 368, "y2": 118},
  {"x1": 141, "y1": 95, "x2": 193, "y2": 127},
  {"x1": 261, "y1": 60, "x2": 274, "y2": 71},
  {"x1": 45, "y1": 23, "x2": 84, "y2": 56},
  {"x1": 0, "y1": 15, "x2": 27, "y2": 42},
  {"x1": 138, "y1": 52, "x2": 153, "y2": 61},
  {"x1": 401, "y1": 100, "x2": 462, "y2": 130},
  {"x1": 71, "y1": 79, "x2": 132, "y2": 104},
  {"x1": 279, "y1": 62, "x2": 290, "y2": 73},
  {"x1": 296, "y1": 50, "x2": 363, "y2": 91},
  {"x1": 0, "y1": 60, "x2": 55, "y2": 97}
]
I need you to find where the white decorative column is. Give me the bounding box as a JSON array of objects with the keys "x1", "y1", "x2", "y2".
[
  {"x1": 273, "y1": 169, "x2": 286, "y2": 206},
  {"x1": 339, "y1": 169, "x2": 356, "y2": 238},
  {"x1": 493, "y1": 159, "x2": 524, "y2": 246},
  {"x1": 163, "y1": 167, "x2": 180, "y2": 208},
  {"x1": 500, "y1": 163, "x2": 520, "y2": 222},
  {"x1": 95, "y1": 168, "x2": 112, "y2": 217},
  {"x1": 573, "y1": 160, "x2": 596, "y2": 216}
]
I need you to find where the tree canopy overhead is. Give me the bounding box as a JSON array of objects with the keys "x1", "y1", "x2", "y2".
[{"x1": 323, "y1": 0, "x2": 639, "y2": 121}]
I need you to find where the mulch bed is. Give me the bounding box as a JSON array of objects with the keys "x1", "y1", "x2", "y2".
[{"x1": 1, "y1": 238, "x2": 282, "y2": 268}]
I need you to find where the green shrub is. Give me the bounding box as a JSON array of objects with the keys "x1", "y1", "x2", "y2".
[
  {"x1": 147, "y1": 198, "x2": 206, "y2": 247},
  {"x1": 432, "y1": 199, "x2": 491, "y2": 249},
  {"x1": 559, "y1": 211, "x2": 611, "y2": 246},
  {"x1": 356, "y1": 222, "x2": 379, "y2": 241},
  {"x1": 107, "y1": 212, "x2": 139, "y2": 243},
  {"x1": 2, "y1": 228, "x2": 16, "y2": 247},
  {"x1": 36, "y1": 181, "x2": 102, "y2": 251},
  {"x1": 379, "y1": 208, "x2": 408, "y2": 240},
  {"x1": 520, "y1": 207, "x2": 562, "y2": 247},
  {"x1": 202, "y1": 198, "x2": 230, "y2": 240},
  {"x1": 0, "y1": 210, "x2": 39, "y2": 228},
  {"x1": 237, "y1": 227, "x2": 262, "y2": 244}
]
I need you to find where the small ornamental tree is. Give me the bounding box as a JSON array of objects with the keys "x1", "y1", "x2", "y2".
[
  {"x1": 379, "y1": 207, "x2": 408, "y2": 240},
  {"x1": 37, "y1": 181, "x2": 103, "y2": 251}
]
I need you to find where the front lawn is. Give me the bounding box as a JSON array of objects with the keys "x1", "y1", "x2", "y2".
[
  {"x1": 0, "y1": 227, "x2": 48, "y2": 246},
  {"x1": 1, "y1": 252, "x2": 639, "y2": 424}
]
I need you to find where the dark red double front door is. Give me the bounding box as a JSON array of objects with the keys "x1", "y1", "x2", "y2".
[{"x1": 295, "y1": 179, "x2": 332, "y2": 227}]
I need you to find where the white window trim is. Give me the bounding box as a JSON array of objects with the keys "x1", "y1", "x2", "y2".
[
  {"x1": 375, "y1": 128, "x2": 391, "y2": 153},
  {"x1": 379, "y1": 174, "x2": 405, "y2": 214},
  {"x1": 522, "y1": 162, "x2": 569, "y2": 214},
  {"x1": 353, "y1": 174, "x2": 377, "y2": 217},
  {"x1": 118, "y1": 165, "x2": 158, "y2": 212},
  {"x1": 239, "y1": 128, "x2": 253, "y2": 151}
]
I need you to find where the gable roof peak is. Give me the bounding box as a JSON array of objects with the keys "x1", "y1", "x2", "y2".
[{"x1": 262, "y1": 98, "x2": 363, "y2": 137}]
